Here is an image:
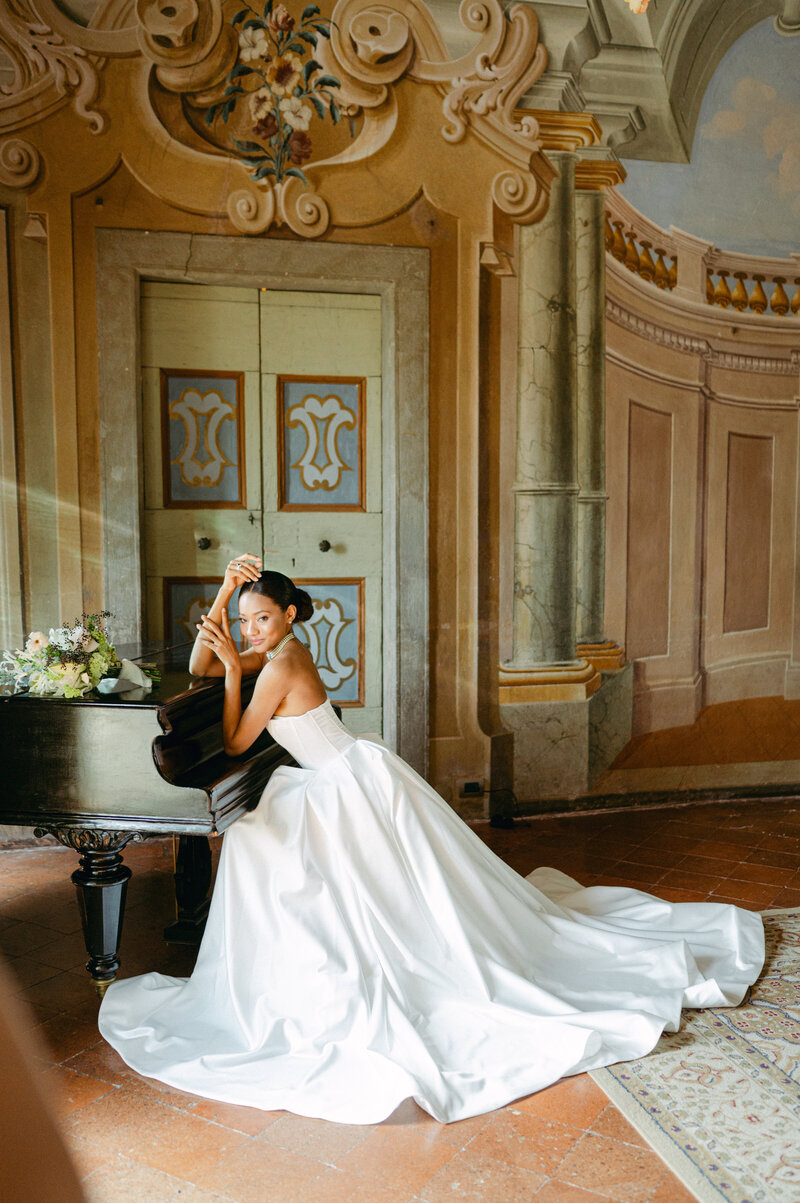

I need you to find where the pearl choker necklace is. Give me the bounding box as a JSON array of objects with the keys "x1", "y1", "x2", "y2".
[{"x1": 266, "y1": 630, "x2": 295, "y2": 661}]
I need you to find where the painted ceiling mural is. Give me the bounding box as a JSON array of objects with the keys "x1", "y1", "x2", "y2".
[{"x1": 619, "y1": 18, "x2": 800, "y2": 258}]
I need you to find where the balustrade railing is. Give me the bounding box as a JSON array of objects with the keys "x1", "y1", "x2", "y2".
[
  {"x1": 706, "y1": 268, "x2": 800, "y2": 316},
  {"x1": 605, "y1": 212, "x2": 677, "y2": 292},
  {"x1": 605, "y1": 188, "x2": 800, "y2": 319}
]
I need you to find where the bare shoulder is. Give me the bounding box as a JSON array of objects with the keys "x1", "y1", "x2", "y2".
[{"x1": 257, "y1": 639, "x2": 309, "y2": 679}]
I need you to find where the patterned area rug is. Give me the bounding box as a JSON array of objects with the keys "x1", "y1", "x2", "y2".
[{"x1": 591, "y1": 910, "x2": 800, "y2": 1203}]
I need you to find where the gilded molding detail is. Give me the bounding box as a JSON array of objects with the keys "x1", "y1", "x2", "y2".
[
  {"x1": 0, "y1": 136, "x2": 41, "y2": 186},
  {"x1": 575, "y1": 160, "x2": 627, "y2": 191},
  {"x1": 607, "y1": 298, "x2": 798, "y2": 376}
]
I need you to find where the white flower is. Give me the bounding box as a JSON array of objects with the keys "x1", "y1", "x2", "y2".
[
  {"x1": 29, "y1": 670, "x2": 57, "y2": 696},
  {"x1": 50, "y1": 662, "x2": 83, "y2": 689},
  {"x1": 25, "y1": 631, "x2": 47, "y2": 654},
  {"x1": 279, "y1": 96, "x2": 312, "y2": 132},
  {"x1": 48, "y1": 626, "x2": 72, "y2": 650},
  {"x1": 73, "y1": 625, "x2": 98, "y2": 653},
  {"x1": 238, "y1": 26, "x2": 270, "y2": 63},
  {"x1": 249, "y1": 87, "x2": 273, "y2": 121}
]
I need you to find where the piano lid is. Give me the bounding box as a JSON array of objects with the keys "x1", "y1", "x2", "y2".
[{"x1": 0, "y1": 641, "x2": 290, "y2": 834}]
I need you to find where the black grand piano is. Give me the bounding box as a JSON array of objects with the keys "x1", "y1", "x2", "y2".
[{"x1": 0, "y1": 642, "x2": 293, "y2": 994}]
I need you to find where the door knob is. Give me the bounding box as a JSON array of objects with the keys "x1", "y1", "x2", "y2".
[
  {"x1": 197, "y1": 537, "x2": 211, "y2": 550},
  {"x1": 319, "y1": 539, "x2": 331, "y2": 552}
]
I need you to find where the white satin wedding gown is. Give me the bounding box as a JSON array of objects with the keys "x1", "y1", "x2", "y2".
[{"x1": 99, "y1": 700, "x2": 765, "y2": 1124}]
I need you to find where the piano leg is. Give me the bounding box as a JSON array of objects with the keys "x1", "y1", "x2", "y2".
[
  {"x1": 34, "y1": 827, "x2": 143, "y2": 996},
  {"x1": 164, "y1": 834, "x2": 212, "y2": 945}
]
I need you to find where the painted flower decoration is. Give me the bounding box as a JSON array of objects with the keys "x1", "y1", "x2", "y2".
[
  {"x1": 253, "y1": 112, "x2": 279, "y2": 139},
  {"x1": 238, "y1": 26, "x2": 270, "y2": 62},
  {"x1": 265, "y1": 52, "x2": 303, "y2": 97},
  {"x1": 288, "y1": 130, "x2": 312, "y2": 164},
  {"x1": 249, "y1": 87, "x2": 273, "y2": 121},
  {"x1": 280, "y1": 96, "x2": 312, "y2": 131},
  {"x1": 268, "y1": 4, "x2": 295, "y2": 33},
  {"x1": 205, "y1": 2, "x2": 350, "y2": 186}
]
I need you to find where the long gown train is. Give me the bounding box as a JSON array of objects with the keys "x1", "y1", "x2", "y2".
[{"x1": 98, "y1": 701, "x2": 765, "y2": 1124}]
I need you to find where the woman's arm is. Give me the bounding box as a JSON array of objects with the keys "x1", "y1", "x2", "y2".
[
  {"x1": 197, "y1": 609, "x2": 290, "y2": 755},
  {"x1": 188, "y1": 554, "x2": 262, "y2": 677}
]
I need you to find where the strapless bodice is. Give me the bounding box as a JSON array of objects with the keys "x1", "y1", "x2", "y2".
[{"x1": 267, "y1": 700, "x2": 357, "y2": 770}]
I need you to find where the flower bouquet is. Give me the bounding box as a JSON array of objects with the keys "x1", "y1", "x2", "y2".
[
  {"x1": 1, "y1": 612, "x2": 125, "y2": 698},
  {"x1": 205, "y1": 2, "x2": 349, "y2": 186}
]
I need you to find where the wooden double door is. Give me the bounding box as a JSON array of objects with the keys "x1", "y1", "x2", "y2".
[{"x1": 141, "y1": 282, "x2": 383, "y2": 734}]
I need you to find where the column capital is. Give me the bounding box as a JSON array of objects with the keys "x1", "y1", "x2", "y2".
[
  {"x1": 575, "y1": 159, "x2": 627, "y2": 192},
  {"x1": 515, "y1": 109, "x2": 601, "y2": 154}
]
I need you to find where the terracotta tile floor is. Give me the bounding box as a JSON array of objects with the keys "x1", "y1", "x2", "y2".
[{"x1": 3, "y1": 797, "x2": 800, "y2": 1201}]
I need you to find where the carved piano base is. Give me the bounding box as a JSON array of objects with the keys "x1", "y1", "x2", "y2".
[
  {"x1": 163, "y1": 834, "x2": 212, "y2": 946},
  {"x1": 34, "y1": 828, "x2": 143, "y2": 995}
]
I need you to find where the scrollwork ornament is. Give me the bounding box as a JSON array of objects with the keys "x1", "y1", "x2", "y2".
[
  {"x1": 0, "y1": 0, "x2": 106, "y2": 133},
  {"x1": 437, "y1": 5, "x2": 546, "y2": 146},
  {"x1": 278, "y1": 176, "x2": 331, "y2": 239},
  {"x1": 459, "y1": 1, "x2": 493, "y2": 35},
  {"x1": 0, "y1": 137, "x2": 40, "y2": 187},
  {"x1": 491, "y1": 168, "x2": 540, "y2": 220},
  {"x1": 348, "y1": 8, "x2": 413, "y2": 74},
  {"x1": 136, "y1": 0, "x2": 219, "y2": 68},
  {"x1": 226, "y1": 185, "x2": 276, "y2": 235},
  {"x1": 327, "y1": 0, "x2": 413, "y2": 98}
]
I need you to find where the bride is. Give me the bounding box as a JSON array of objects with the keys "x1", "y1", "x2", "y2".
[{"x1": 99, "y1": 554, "x2": 765, "y2": 1125}]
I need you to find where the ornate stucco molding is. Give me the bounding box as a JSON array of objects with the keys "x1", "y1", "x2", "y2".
[
  {"x1": 0, "y1": 0, "x2": 127, "y2": 138},
  {"x1": 606, "y1": 299, "x2": 798, "y2": 376},
  {"x1": 0, "y1": 0, "x2": 557, "y2": 234},
  {"x1": 0, "y1": 135, "x2": 41, "y2": 186}
]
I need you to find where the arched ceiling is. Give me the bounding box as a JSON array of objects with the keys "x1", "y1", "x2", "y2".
[
  {"x1": 449, "y1": 0, "x2": 799, "y2": 164},
  {"x1": 619, "y1": 17, "x2": 800, "y2": 257}
]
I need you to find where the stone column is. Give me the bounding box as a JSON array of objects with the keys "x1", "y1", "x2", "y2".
[
  {"x1": 500, "y1": 154, "x2": 634, "y2": 805},
  {"x1": 575, "y1": 188, "x2": 607, "y2": 645},
  {"x1": 574, "y1": 184, "x2": 625, "y2": 671},
  {"x1": 505, "y1": 150, "x2": 583, "y2": 674}
]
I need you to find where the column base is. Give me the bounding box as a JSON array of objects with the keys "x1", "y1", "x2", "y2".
[
  {"x1": 501, "y1": 665, "x2": 633, "y2": 802},
  {"x1": 499, "y1": 659, "x2": 601, "y2": 703},
  {"x1": 577, "y1": 641, "x2": 626, "y2": 672}
]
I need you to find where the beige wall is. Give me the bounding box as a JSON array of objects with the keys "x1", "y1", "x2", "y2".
[
  {"x1": 0, "y1": 0, "x2": 579, "y2": 814},
  {"x1": 605, "y1": 257, "x2": 800, "y2": 735}
]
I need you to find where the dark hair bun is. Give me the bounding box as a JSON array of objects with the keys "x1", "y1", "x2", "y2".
[{"x1": 293, "y1": 587, "x2": 314, "y2": 623}]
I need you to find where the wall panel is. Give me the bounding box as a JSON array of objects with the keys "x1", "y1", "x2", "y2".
[
  {"x1": 626, "y1": 402, "x2": 672, "y2": 660},
  {"x1": 723, "y1": 433, "x2": 772, "y2": 634}
]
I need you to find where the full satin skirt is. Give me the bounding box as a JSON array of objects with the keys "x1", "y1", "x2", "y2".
[{"x1": 99, "y1": 736, "x2": 764, "y2": 1123}]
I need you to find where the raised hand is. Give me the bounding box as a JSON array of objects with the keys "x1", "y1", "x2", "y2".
[
  {"x1": 223, "y1": 553, "x2": 262, "y2": 593},
  {"x1": 196, "y1": 609, "x2": 241, "y2": 673}
]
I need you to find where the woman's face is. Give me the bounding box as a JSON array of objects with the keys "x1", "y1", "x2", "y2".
[{"x1": 237, "y1": 591, "x2": 295, "y2": 653}]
